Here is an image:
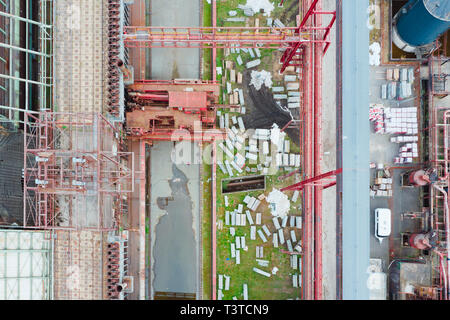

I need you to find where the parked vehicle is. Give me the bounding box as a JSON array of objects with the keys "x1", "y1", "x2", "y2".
[{"x1": 375, "y1": 208, "x2": 391, "y2": 243}]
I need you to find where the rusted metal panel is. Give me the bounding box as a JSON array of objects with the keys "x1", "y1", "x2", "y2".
[{"x1": 168, "y1": 91, "x2": 208, "y2": 110}]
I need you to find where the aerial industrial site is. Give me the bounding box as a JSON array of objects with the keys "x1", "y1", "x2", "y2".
[{"x1": 0, "y1": 0, "x2": 448, "y2": 302}]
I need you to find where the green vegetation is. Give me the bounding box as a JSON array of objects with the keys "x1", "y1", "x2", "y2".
[
  {"x1": 202, "y1": 142, "x2": 213, "y2": 299},
  {"x1": 203, "y1": 0, "x2": 213, "y2": 80},
  {"x1": 368, "y1": 0, "x2": 381, "y2": 45},
  {"x1": 217, "y1": 0, "x2": 298, "y2": 28},
  {"x1": 200, "y1": 0, "x2": 304, "y2": 300},
  {"x1": 214, "y1": 141, "x2": 302, "y2": 300}
]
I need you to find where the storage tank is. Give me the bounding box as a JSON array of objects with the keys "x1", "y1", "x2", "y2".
[
  {"x1": 392, "y1": 0, "x2": 450, "y2": 53},
  {"x1": 408, "y1": 230, "x2": 438, "y2": 250},
  {"x1": 406, "y1": 169, "x2": 437, "y2": 186}
]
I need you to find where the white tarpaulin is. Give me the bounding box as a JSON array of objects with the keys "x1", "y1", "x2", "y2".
[
  {"x1": 250, "y1": 70, "x2": 273, "y2": 90},
  {"x1": 267, "y1": 188, "x2": 290, "y2": 218},
  {"x1": 369, "y1": 42, "x2": 381, "y2": 66},
  {"x1": 244, "y1": 0, "x2": 275, "y2": 16}
]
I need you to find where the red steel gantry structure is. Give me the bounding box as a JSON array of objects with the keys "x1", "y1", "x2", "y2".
[
  {"x1": 124, "y1": 0, "x2": 335, "y2": 300},
  {"x1": 23, "y1": 112, "x2": 134, "y2": 231}
]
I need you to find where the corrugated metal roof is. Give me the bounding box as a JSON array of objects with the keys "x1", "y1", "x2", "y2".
[
  {"x1": 0, "y1": 230, "x2": 52, "y2": 300},
  {"x1": 424, "y1": 0, "x2": 450, "y2": 21}
]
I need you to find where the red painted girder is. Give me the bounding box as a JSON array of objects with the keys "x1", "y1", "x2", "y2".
[{"x1": 280, "y1": 168, "x2": 343, "y2": 192}]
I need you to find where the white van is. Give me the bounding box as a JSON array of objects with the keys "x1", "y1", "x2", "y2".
[{"x1": 375, "y1": 208, "x2": 391, "y2": 243}]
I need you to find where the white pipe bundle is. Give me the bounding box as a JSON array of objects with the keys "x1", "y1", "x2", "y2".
[
  {"x1": 231, "y1": 212, "x2": 236, "y2": 226},
  {"x1": 291, "y1": 254, "x2": 298, "y2": 270},
  {"x1": 256, "y1": 213, "x2": 262, "y2": 225},
  {"x1": 262, "y1": 224, "x2": 271, "y2": 237},
  {"x1": 278, "y1": 228, "x2": 285, "y2": 245},
  {"x1": 290, "y1": 215, "x2": 295, "y2": 227},
  {"x1": 246, "y1": 210, "x2": 254, "y2": 225},
  {"x1": 219, "y1": 274, "x2": 224, "y2": 290},
  {"x1": 250, "y1": 225, "x2": 256, "y2": 240},
  {"x1": 296, "y1": 216, "x2": 302, "y2": 229},
  {"x1": 241, "y1": 213, "x2": 247, "y2": 226},
  {"x1": 257, "y1": 229, "x2": 268, "y2": 242},
  {"x1": 243, "y1": 284, "x2": 248, "y2": 300},
  {"x1": 272, "y1": 217, "x2": 281, "y2": 230},
  {"x1": 224, "y1": 160, "x2": 234, "y2": 176},
  {"x1": 281, "y1": 215, "x2": 288, "y2": 228},
  {"x1": 225, "y1": 275, "x2": 230, "y2": 291},
  {"x1": 253, "y1": 267, "x2": 271, "y2": 277},
  {"x1": 230, "y1": 160, "x2": 243, "y2": 173},
  {"x1": 272, "y1": 233, "x2": 278, "y2": 248},
  {"x1": 292, "y1": 190, "x2": 299, "y2": 203},
  {"x1": 290, "y1": 229, "x2": 297, "y2": 243},
  {"x1": 286, "y1": 239, "x2": 293, "y2": 252}
]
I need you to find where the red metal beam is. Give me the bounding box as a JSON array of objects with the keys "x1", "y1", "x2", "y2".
[
  {"x1": 278, "y1": 168, "x2": 301, "y2": 181},
  {"x1": 322, "y1": 181, "x2": 336, "y2": 189},
  {"x1": 212, "y1": 0, "x2": 217, "y2": 82},
  {"x1": 123, "y1": 26, "x2": 331, "y2": 49},
  {"x1": 303, "y1": 10, "x2": 314, "y2": 298},
  {"x1": 281, "y1": 168, "x2": 342, "y2": 192},
  {"x1": 299, "y1": 0, "x2": 320, "y2": 29},
  {"x1": 313, "y1": 0, "x2": 323, "y2": 299},
  {"x1": 139, "y1": 140, "x2": 146, "y2": 299}
]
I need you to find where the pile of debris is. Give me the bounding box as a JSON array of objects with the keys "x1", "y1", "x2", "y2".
[
  {"x1": 250, "y1": 70, "x2": 273, "y2": 90},
  {"x1": 216, "y1": 123, "x2": 300, "y2": 178},
  {"x1": 381, "y1": 67, "x2": 414, "y2": 100},
  {"x1": 369, "y1": 42, "x2": 381, "y2": 66},
  {"x1": 238, "y1": 0, "x2": 275, "y2": 17},
  {"x1": 394, "y1": 142, "x2": 418, "y2": 164},
  {"x1": 220, "y1": 183, "x2": 303, "y2": 298},
  {"x1": 369, "y1": 104, "x2": 419, "y2": 163},
  {"x1": 370, "y1": 163, "x2": 393, "y2": 197}
]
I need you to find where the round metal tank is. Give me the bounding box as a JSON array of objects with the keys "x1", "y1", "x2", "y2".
[
  {"x1": 393, "y1": 0, "x2": 450, "y2": 52},
  {"x1": 407, "y1": 169, "x2": 431, "y2": 186},
  {"x1": 408, "y1": 231, "x2": 437, "y2": 250}
]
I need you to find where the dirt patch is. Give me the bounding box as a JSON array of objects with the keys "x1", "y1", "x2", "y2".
[
  {"x1": 278, "y1": 0, "x2": 300, "y2": 26},
  {"x1": 241, "y1": 70, "x2": 300, "y2": 145},
  {"x1": 171, "y1": 61, "x2": 180, "y2": 79},
  {"x1": 269, "y1": 51, "x2": 284, "y2": 82},
  {"x1": 156, "y1": 197, "x2": 174, "y2": 210}
]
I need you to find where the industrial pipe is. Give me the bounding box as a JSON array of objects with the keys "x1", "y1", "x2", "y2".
[
  {"x1": 116, "y1": 283, "x2": 128, "y2": 293},
  {"x1": 433, "y1": 184, "x2": 450, "y2": 300},
  {"x1": 434, "y1": 249, "x2": 448, "y2": 300}
]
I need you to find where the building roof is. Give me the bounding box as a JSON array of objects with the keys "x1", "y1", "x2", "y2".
[{"x1": 0, "y1": 230, "x2": 52, "y2": 300}]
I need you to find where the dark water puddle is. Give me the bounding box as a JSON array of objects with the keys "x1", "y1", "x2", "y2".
[{"x1": 152, "y1": 163, "x2": 197, "y2": 294}]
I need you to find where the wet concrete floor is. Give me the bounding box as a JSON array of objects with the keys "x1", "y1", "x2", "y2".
[{"x1": 150, "y1": 141, "x2": 200, "y2": 297}]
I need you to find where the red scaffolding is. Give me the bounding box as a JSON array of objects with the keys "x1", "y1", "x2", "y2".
[
  {"x1": 123, "y1": 0, "x2": 335, "y2": 75},
  {"x1": 23, "y1": 112, "x2": 134, "y2": 230}
]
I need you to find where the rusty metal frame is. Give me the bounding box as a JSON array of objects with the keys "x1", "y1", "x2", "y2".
[{"x1": 23, "y1": 111, "x2": 134, "y2": 230}]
